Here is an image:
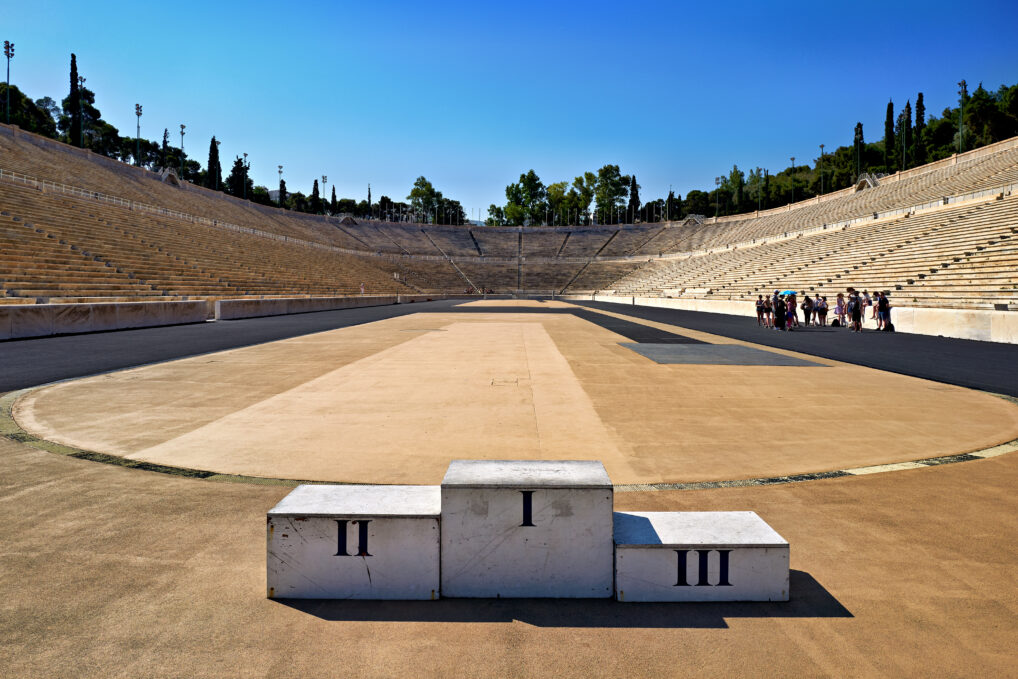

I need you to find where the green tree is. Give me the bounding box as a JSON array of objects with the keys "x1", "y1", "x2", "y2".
[
  {"x1": 853, "y1": 122, "x2": 865, "y2": 178},
  {"x1": 627, "y1": 175, "x2": 641, "y2": 223},
  {"x1": 68, "y1": 54, "x2": 81, "y2": 147},
  {"x1": 503, "y1": 169, "x2": 547, "y2": 225},
  {"x1": 289, "y1": 191, "x2": 308, "y2": 212},
  {"x1": 0, "y1": 84, "x2": 57, "y2": 137},
  {"x1": 486, "y1": 204, "x2": 506, "y2": 226},
  {"x1": 914, "y1": 93, "x2": 926, "y2": 166},
  {"x1": 884, "y1": 100, "x2": 895, "y2": 171},
  {"x1": 901, "y1": 100, "x2": 913, "y2": 169},
  {"x1": 684, "y1": 190, "x2": 710, "y2": 216},
  {"x1": 408, "y1": 176, "x2": 440, "y2": 221},
  {"x1": 546, "y1": 181, "x2": 569, "y2": 225},
  {"x1": 331, "y1": 186, "x2": 338, "y2": 214},
  {"x1": 594, "y1": 165, "x2": 629, "y2": 224},
  {"x1": 727, "y1": 165, "x2": 745, "y2": 213},
  {"x1": 665, "y1": 190, "x2": 681, "y2": 221},
  {"x1": 278, "y1": 178, "x2": 288, "y2": 208},
  {"x1": 225, "y1": 156, "x2": 252, "y2": 197},
  {"x1": 250, "y1": 186, "x2": 273, "y2": 206},
  {"x1": 205, "y1": 136, "x2": 222, "y2": 190},
  {"x1": 569, "y1": 172, "x2": 597, "y2": 225},
  {"x1": 310, "y1": 179, "x2": 322, "y2": 214}
]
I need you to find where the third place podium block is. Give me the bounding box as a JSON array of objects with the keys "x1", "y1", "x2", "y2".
[
  {"x1": 440, "y1": 460, "x2": 614, "y2": 598},
  {"x1": 613, "y1": 511, "x2": 789, "y2": 602}
]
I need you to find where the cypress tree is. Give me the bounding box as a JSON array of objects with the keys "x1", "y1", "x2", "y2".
[
  {"x1": 884, "y1": 100, "x2": 895, "y2": 171},
  {"x1": 331, "y1": 185, "x2": 337, "y2": 214},
  {"x1": 914, "y1": 93, "x2": 926, "y2": 166},
  {"x1": 69, "y1": 54, "x2": 81, "y2": 147},
  {"x1": 853, "y1": 122, "x2": 865, "y2": 179},
  {"x1": 205, "y1": 136, "x2": 222, "y2": 190},
  {"x1": 665, "y1": 190, "x2": 681, "y2": 221},
  {"x1": 310, "y1": 179, "x2": 322, "y2": 214},
  {"x1": 278, "y1": 178, "x2": 288, "y2": 208},
  {"x1": 627, "y1": 175, "x2": 640, "y2": 223},
  {"x1": 161, "y1": 128, "x2": 169, "y2": 168}
]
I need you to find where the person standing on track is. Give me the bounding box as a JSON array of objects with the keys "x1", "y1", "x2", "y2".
[
  {"x1": 848, "y1": 290, "x2": 863, "y2": 332},
  {"x1": 877, "y1": 291, "x2": 891, "y2": 330},
  {"x1": 756, "y1": 296, "x2": 765, "y2": 326},
  {"x1": 801, "y1": 294, "x2": 813, "y2": 327}
]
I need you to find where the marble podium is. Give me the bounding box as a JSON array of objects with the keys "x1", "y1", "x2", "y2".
[
  {"x1": 613, "y1": 511, "x2": 789, "y2": 602},
  {"x1": 267, "y1": 484, "x2": 441, "y2": 600},
  {"x1": 265, "y1": 461, "x2": 789, "y2": 602},
  {"x1": 439, "y1": 459, "x2": 614, "y2": 598}
]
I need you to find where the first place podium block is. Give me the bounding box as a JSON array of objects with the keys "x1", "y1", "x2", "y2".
[
  {"x1": 267, "y1": 485, "x2": 441, "y2": 600},
  {"x1": 614, "y1": 511, "x2": 789, "y2": 602},
  {"x1": 440, "y1": 460, "x2": 614, "y2": 598}
]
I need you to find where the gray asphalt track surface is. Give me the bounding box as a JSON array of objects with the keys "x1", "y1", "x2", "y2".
[
  {"x1": 2, "y1": 298, "x2": 1016, "y2": 398},
  {"x1": 569, "y1": 300, "x2": 1018, "y2": 398}
]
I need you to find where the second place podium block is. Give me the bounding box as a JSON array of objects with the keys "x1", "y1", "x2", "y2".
[
  {"x1": 267, "y1": 485, "x2": 441, "y2": 600},
  {"x1": 440, "y1": 460, "x2": 614, "y2": 598}
]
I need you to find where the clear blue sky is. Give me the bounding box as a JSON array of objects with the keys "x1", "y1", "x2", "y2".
[{"x1": 7, "y1": 0, "x2": 1018, "y2": 217}]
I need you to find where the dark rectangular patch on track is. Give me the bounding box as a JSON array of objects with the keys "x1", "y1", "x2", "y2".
[
  {"x1": 569, "y1": 310, "x2": 706, "y2": 344},
  {"x1": 622, "y1": 343, "x2": 826, "y2": 366}
]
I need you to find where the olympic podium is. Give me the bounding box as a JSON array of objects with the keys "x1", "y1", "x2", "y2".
[{"x1": 265, "y1": 460, "x2": 789, "y2": 602}]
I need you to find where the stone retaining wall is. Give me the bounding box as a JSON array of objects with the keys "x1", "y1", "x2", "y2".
[
  {"x1": 0, "y1": 301, "x2": 208, "y2": 340},
  {"x1": 214, "y1": 294, "x2": 447, "y2": 320}
]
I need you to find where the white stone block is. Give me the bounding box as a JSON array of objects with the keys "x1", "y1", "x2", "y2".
[
  {"x1": 267, "y1": 484, "x2": 440, "y2": 600},
  {"x1": 440, "y1": 460, "x2": 614, "y2": 598},
  {"x1": 614, "y1": 511, "x2": 789, "y2": 602}
]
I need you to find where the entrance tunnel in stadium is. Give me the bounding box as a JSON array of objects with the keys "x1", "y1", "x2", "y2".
[{"x1": 3, "y1": 121, "x2": 1018, "y2": 676}]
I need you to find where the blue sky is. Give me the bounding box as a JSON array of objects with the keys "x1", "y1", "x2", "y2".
[{"x1": 6, "y1": 0, "x2": 1018, "y2": 216}]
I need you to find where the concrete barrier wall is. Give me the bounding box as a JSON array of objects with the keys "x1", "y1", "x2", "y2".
[
  {"x1": 564, "y1": 294, "x2": 1018, "y2": 345},
  {"x1": 215, "y1": 295, "x2": 397, "y2": 320},
  {"x1": 214, "y1": 294, "x2": 453, "y2": 321},
  {"x1": 0, "y1": 301, "x2": 208, "y2": 340}
]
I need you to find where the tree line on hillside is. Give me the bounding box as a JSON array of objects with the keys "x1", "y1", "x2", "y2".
[
  {"x1": 486, "y1": 80, "x2": 1018, "y2": 225},
  {"x1": 2, "y1": 52, "x2": 1017, "y2": 225},
  {"x1": 0, "y1": 53, "x2": 468, "y2": 223}
]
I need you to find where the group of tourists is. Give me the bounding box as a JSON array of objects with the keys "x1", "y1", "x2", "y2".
[{"x1": 755, "y1": 288, "x2": 893, "y2": 332}]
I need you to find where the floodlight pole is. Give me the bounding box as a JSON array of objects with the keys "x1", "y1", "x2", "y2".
[
  {"x1": 3, "y1": 41, "x2": 13, "y2": 125},
  {"x1": 714, "y1": 176, "x2": 720, "y2": 218},
  {"x1": 957, "y1": 80, "x2": 966, "y2": 154},
  {"x1": 819, "y1": 144, "x2": 825, "y2": 194},
  {"x1": 134, "y1": 104, "x2": 142, "y2": 166},
  {"x1": 242, "y1": 152, "x2": 248, "y2": 199},
  {"x1": 179, "y1": 124, "x2": 186, "y2": 178}
]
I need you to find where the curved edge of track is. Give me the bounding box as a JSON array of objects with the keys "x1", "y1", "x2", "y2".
[{"x1": 4, "y1": 387, "x2": 1016, "y2": 491}]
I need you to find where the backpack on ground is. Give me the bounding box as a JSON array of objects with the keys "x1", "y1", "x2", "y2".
[
  {"x1": 882, "y1": 323, "x2": 895, "y2": 332},
  {"x1": 831, "y1": 319, "x2": 840, "y2": 327}
]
